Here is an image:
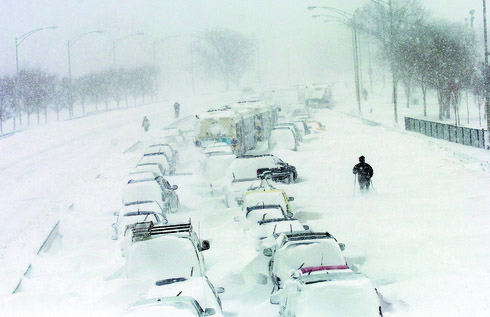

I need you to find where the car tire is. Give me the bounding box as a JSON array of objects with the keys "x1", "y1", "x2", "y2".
[{"x1": 287, "y1": 172, "x2": 294, "y2": 184}]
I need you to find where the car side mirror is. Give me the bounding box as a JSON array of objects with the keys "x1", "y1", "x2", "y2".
[
  {"x1": 233, "y1": 216, "x2": 240, "y2": 222},
  {"x1": 270, "y1": 293, "x2": 282, "y2": 305},
  {"x1": 303, "y1": 225, "x2": 310, "y2": 230},
  {"x1": 200, "y1": 240, "x2": 210, "y2": 251},
  {"x1": 338, "y1": 243, "x2": 346, "y2": 251},
  {"x1": 203, "y1": 308, "x2": 216, "y2": 316},
  {"x1": 263, "y1": 248, "x2": 273, "y2": 257},
  {"x1": 111, "y1": 223, "x2": 117, "y2": 228},
  {"x1": 111, "y1": 235, "x2": 118, "y2": 241},
  {"x1": 171, "y1": 184, "x2": 178, "y2": 190},
  {"x1": 216, "y1": 287, "x2": 225, "y2": 294},
  {"x1": 288, "y1": 197, "x2": 294, "y2": 202},
  {"x1": 113, "y1": 211, "x2": 119, "y2": 217}
]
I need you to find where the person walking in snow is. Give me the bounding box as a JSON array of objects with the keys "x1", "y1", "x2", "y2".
[
  {"x1": 353, "y1": 155, "x2": 373, "y2": 192},
  {"x1": 362, "y1": 88, "x2": 369, "y2": 101},
  {"x1": 174, "y1": 102, "x2": 181, "y2": 118},
  {"x1": 142, "y1": 116, "x2": 150, "y2": 132}
]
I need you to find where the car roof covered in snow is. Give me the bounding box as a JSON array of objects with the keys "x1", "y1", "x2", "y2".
[{"x1": 147, "y1": 276, "x2": 220, "y2": 314}]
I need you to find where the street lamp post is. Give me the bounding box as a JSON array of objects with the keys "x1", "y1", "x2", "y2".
[
  {"x1": 68, "y1": 31, "x2": 103, "y2": 78},
  {"x1": 113, "y1": 32, "x2": 144, "y2": 68},
  {"x1": 15, "y1": 26, "x2": 57, "y2": 72},
  {"x1": 309, "y1": 6, "x2": 363, "y2": 114}
]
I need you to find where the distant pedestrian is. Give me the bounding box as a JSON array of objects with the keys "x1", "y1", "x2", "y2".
[
  {"x1": 174, "y1": 102, "x2": 181, "y2": 118},
  {"x1": 353, "y1": 155, "x2": 373, "y2": 192},
  {"x1": 142, "y1": 116, "x2": 150, "y2": 132},
  {"x1": 362, "y1": 88, "x2": 369, "y2": 101}
]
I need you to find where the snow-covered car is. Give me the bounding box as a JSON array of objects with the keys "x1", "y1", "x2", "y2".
[
  {"x1": 122, "y1": 296, "x2": 217, "y2": 316},
  {"x1": 306, "y1": 120, "x2": 326, "y2": 132},
  {"x1": 112, "y1": 201, "x2": 167, "y2": 241},
  {"x1": 249, "y1": 218, "x2": 309, "y2": 250},
  {"x1": 235, "y1": 204, "x2": 293, "y2": 230},
  {"x1": 162, "y1": 127, "x2": 186, "y2": 145},
  {"x1": 202, "y1": 152, "x2": 236, "y2": 183},
  {"x1": 263, "y1": 231, "x2": 346, "y2": 292},
  {"x1": 291, "y1": 120, "x2": 310, "y2": 135},
  {"x1": 142, "y1": 148, "x2": 176, "y2": 174},
  {"x1": 125, "y1": 221, "x2": 210, "y2": 280},
  {"x1": 146, "y1": 276, "x2": 225, "y2": 317},
  {"x1": 290, "y1": 109, "x2": 310, "y2": 121},
  {"x1": 227, "y1": 154, "x2": 297, "y2": 184},
  {"x1": 223, "y1": 177, "x2": 274, "y2": 207},
  {"x1": 242, "y1": 189, "x2": 294, "y2": 216},
  {"x1": 269, "y1": 127, "x2": 298, "y2": 151},
  {"x1": 133, "y1": 162, "x2": 166, "y2": 177},
  {"x1": 149, "y1": 142, "x2": 179, "y2": 164},
  {"x1": 203, "y1": 142, "x2": 233, "y2": 156},
  {"x1": 271, "y1": 267, "x2": 383, "y2": 317},
  {"x1": 122, "y1": 177, "x2": 179, "y2": 213},
  {"x1": 276, "y1": 122, "x2": 303, "y2": 141},
  {"x1": 139, "y1": 151, "x2": 170, "y2": 175}
]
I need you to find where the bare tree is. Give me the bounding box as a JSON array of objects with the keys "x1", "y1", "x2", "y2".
[
  {"x1": 0, "y1": 76, "x2": 12, "y2": 134},
  {"x1": 357, "y1": 0, "x2": 427, "y2": 124},
  {"x1": 194, "y1": 27, "x2": 255, "y2": 91}
]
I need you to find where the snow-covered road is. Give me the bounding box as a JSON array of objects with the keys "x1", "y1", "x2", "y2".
[{"x1": 1, "y1": 95, "x2": 490, "y2": 316}]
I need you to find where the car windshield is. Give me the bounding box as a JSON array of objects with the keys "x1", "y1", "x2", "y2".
[
  {"x1": 127, "y1": 236, "x2": 202, "y2": 280},
  {"x1": 246, "y1": 208, "x2": 284, "y2": 222},
  {"x1": 274, "y1": 240, "x2": 345, "y2": 282},
  {"x1": 293, "y1": 277, "x2": 380, "y2": 317},
  {"x1": 244, "y1": 192, "x2": 287, "y2": 211},
  {"x1": 125, "y1": 301, "x2": 199, "y2": 317}
]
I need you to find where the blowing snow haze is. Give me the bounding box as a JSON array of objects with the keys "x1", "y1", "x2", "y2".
[
  {"x1": 1, "y1": 0, "x2": 480, "y2": 89},
  {"x1": 1, "y1": 0, "x2": 490, "y2": 316}
]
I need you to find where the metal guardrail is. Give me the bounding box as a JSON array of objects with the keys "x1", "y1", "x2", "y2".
[
  {"x1": 12, "y1": 220, "x2": 61, "y2": 294},
  {"x1": 405, "y1": 117, "x2": 487, "y2": 149}
]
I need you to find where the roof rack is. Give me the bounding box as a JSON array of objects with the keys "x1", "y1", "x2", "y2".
[
  {"x1": 206, "y1": 105, "x2": 232, "y2": 112},
  {"x1": 238, "y1": 154, "x2": 273, "y2": 158},
  {"x1": 132, "y1": 220, "x2": 192, "y2": 242},
  {"x1": 258, "y1": 217, "x2": 298, "y2": 225},
  {"x1": 284, "y1": 231, "x2": 335, "y2": 242}
]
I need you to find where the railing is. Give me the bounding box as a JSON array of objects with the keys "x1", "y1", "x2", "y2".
[{"x1": 405, "y1": 117, "x2": 487, "y2": 149}]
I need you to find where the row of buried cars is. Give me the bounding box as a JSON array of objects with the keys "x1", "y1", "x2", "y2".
[
  {"x1": 201, "y1": 105, "x2": 384, "y2": 316},
  {"x1": 110, "y1": 103, "x2": 383, "y2": 316},
  {"x1": 112, "y1": 127, "x2": 226, "y2": 316}
]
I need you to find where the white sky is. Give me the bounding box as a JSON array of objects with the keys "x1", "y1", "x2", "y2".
[{"x1": 0, "y1": 0, "x2": 486, "y2": 87}]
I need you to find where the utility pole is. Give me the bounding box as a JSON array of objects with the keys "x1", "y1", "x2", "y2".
[
  {"x1": 389, "y1": 0, "x2": 398, "y2": 125},
  {"x1": 484, "y1": 0, "x2": 490, "y2": 142}
]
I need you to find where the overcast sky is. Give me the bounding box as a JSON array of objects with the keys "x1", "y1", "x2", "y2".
[{"x1": 0, "y1": 0, "x2": 486, "y2": 89}]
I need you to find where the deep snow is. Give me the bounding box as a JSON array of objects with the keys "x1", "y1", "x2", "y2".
[{"x1": 1, "y1": 90, "x2": 490, "y2": 316}]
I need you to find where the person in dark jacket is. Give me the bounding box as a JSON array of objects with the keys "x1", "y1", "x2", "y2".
[
  {"x1": 174, "y1": 102, "x2": 180, "y2": 118},
  {"x1": 142, "y1": 116, "x2": 150, "y2": 132},
  {"x1": 353, "y1": 155, "x2": 373, "y2": 192}
]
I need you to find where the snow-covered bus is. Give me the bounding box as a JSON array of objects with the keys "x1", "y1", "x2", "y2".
[{"x1": 194, "y1": 102, "x2": 278, "y2": 155}]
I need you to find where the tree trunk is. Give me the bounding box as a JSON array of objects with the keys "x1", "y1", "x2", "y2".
[
  {"x1": 44, "y1": 108, "x2": 48, "y2": 124},
  {"x1": 438, "y1": 90, "x2": 443, "y2": 120},
  {"x1": 13, "y1": 116, "x2": 16, "y2": 131},
  {"x1": 422, "y1": 83, "x2": 427, "y2": 117},
  {"x1": 37, "y1": 109, "x2": 40, "y2": 124},
  {"x1": 404, "y1": 82, "x2": 411, "y2": 108}
]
